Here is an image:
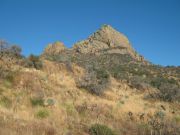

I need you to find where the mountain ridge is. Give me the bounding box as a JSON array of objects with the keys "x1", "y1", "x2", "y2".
[{"x1": 43, "y1": 25, "x2": 145, "y2": 62}]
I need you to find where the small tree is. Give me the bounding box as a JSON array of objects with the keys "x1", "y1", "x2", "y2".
[
  {"x1": 27, "y1": 54, "x2": 43, "y2": 69},
  {"x1": 10, "y1": 45, "x2": 22, "y2": 57},
  {"x1": 0, "y1": 40, "x2": 8, "y2": 59},
  {"x1": 0, "y1": 40, "x2": 22, "y2": 59}
]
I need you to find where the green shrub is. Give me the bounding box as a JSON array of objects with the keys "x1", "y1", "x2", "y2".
[
  {"x1": 76, "y1": 68, "x2": 110, "y2": 95},
  {"x1": 173, "y1": 115, "x2": 180, "y2": 123},
  {"x1": 155, "y1": 111, "x2": 165, "y2": 120},
  {"x1": 30, "y1": 98, "x2": 44, "y2": 107},
  {"x1": 0, "y1": 67, "x2": 16, "y2": 85},
  {"x1": 150, "y1": 77, "x2": 178, "y2": 89},
  {"x1": 36, "y1": 109, "x2": 49, "y2": 119},
  {"x1": 149, "y1": 76, "x2": 180, "y2": 102},
  {"x1": 129, "y1": 76, "x2": 150, "y2": 91},
  {"x1": 0, "y1": 96, "x2": 12, "y2": 108},
  {"x1": 0, "y1": 68, "x2": 18, "y2": 89},
  {"x1": 23, "y1": 54, "x2": 43, "y2": 69},
  {"x1": 63, "y1": 102, "x2": 77, "y2": 116},
  {"x1": 3, "y1": 81, "x2": 12, "y2": 89},
  {"x1": 44, "y1": 98, "x2": 56, "y2": 106},
  {"x1": 89, "y1": 124, "x2": 116, "y2": 135},
  {"x1": 5, "y1": 74, "x2": 14, "y2": 83},
  {"x1": 158, "y1": 83, "x2": 180, "y2": 102},
  {"x1": 95, "y1": 68, "x2": 109, "y2": 79},
  {"x1": 174, "y1": 115, "x2": 180, "y2": 123},
  {"x1": 0, "y1": 88, "x2": 4, "y2": 95},
  {"x1": 117, "y1": 100, "x2": 125, "y2": 107},
  {"x1": 9, "y1": 45, "x2": 22, "y2": 57}
]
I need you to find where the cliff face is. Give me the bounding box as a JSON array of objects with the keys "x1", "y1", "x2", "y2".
[{"x1": 73, "y1": 25, "x2": 143, "y2": 61}]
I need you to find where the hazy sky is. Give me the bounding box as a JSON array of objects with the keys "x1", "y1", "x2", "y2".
[{"x1": 0, "y1": 0, "x2": 180, "y2": 66}]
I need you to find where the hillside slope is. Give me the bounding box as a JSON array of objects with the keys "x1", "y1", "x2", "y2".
[{"x1": 0, "y1": 25, "x2": 180, "y2": 135}]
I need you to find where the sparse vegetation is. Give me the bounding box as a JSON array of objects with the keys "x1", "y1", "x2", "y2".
[
  {"x1": 36, "y1": 109, "x2": 49, "y2": 119},
  {"x1": 44, "y1": 51, "x2": 180, "y2": 102},
  {"x1": 174, "y1": 115, "x2": 180, "y2": 123},
  {"x1": 76, "y1": 68, "x2": 110, "y2": 95},
  {"x1": 44, "y1": 98, "x2": 56, "y2": 106},
  {"x1": 150, "y1": 77, "x2": 180, "y2": 102},
  {"x1": 0, "y1": 69, "x2": 18, "y2": 89},
  {"x1": 30, "y1": 98, "x2": 44, "y2": 107},
  {"x1": 155, "y1": 111, "x2": 165, "y2": 120},
  {"x1": 0, "y1": 66, "x2": 16, "y2": 83},
  {"x1": 0, "y1": 96, "x2": 12, "y2": 108},
  {"x1": 89, "y1": 124, "x2": 116, "y2": 135},
  {"x1": 23, "y1": 54, "x2": 43, "y2": 69},
  {"x1": 129, "y1": 76, "x2": 150, "y2": 91},
  {"x1": 64, "y1": 102, "x2": 77, "y2": 115},
  {"x1": 0, "y1": 40, "x2": 22, "y2": 59}
]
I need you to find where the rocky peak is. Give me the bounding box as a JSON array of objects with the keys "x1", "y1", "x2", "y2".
[
  {"x1": 89, "y1": 24, "x2": 130, "y2": 48},
  {"x1": 73, "y1": 25, "x2": 143, "y2": 61},
  {"x1": 43, "y1": 41, "x2": 66, "y2": 55}
]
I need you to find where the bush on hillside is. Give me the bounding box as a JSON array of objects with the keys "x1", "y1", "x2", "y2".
[
  {"x1": 89, "y1": 124, "x2": 116, "y2": 135},
  {"x1": 76, "y1": 68, "x2": 110, "y2": 95},
  {"x1": 30, "y1": 98, "x2": 44, "y2": 107},
  {"x1": 36, "y1": 109, "x2": 49, "y2": 119},
  {"x1": 0, "y1": 40, "x2": 22, "y2": 59},
  {"x1": 150, "y1": 77, "x2": 180, "y2": 102},
  {"x1": 8, "y1": 45, "x2": 22, "y2": 58},
  {"x1": 158, "y1": 83, "x2": 180, "y2": 102},
  {"x1": 110, "y1": 65, "x2": 129, "y2": 80},
  {"x1": 121, "y1": 120, "x2": 180, "y2": 135},
  {"x1": 23, "y1": 54, "x2": 43, "y2": 69},
  {"x1": 0, "y1": 66, "x2": 17, "y2": 86},
  {"x1": 129, "y1": 76, "x2": 150, "y2": 91},
  {"x1": 0, "y1": 96, "x2": 12, "y2": 108},
  {"x1": 150, "y1": 77, "x2": 178, "y2": 89}
]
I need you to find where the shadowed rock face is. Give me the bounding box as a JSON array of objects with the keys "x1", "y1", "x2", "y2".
[
  {"x1": 73, "y1": 25, "x2": 143, "y2": 61},
  {"x1": 43, "y1": 41, "x2": 66, "y2": 55}
]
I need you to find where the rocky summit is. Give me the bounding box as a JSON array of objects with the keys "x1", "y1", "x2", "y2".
[
  {"x1": 73, "y1": 25, "x2": 144, "y2": 61},
  {"x1": 43, "y1": 25, "x2": 145, "y2": 61}
]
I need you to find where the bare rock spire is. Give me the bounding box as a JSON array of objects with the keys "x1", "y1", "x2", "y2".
[{"x1": 73, "y1": 25, "x2": 143, "y2": 60}]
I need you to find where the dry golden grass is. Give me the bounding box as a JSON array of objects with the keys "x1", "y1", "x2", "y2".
[{"x1": 0, "y1": 60, "x2": 179, "y2": 135}]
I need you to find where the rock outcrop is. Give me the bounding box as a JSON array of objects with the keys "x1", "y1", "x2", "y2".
[
  {"x1": 42, "y1": 25, "x2": 145, "y2": 61},
  {"x1": 73, "y1": 25, "x2": 143, "y2": 61},
  {"x1": 43, "y1": 41, "x2": 66, "y2": 55}
]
